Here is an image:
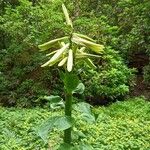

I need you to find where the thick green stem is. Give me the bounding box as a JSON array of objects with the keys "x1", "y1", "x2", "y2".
[
  {"x1": 63, "y1": 27, "x2": 74, "y2": 144},
  {"x1": 64, "y1": 92, "x2": 72, "y2": 144}
]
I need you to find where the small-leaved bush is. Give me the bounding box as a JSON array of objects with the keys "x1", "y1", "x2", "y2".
[
  {"x1": 2, "y1": 0, "x2": 148, "y2": 106},
  {"x1": 0, "y1": 0, "x2": 65, "y2": 106},
  {"x1": 81, "y1": 47, "x2": 135, "y2": 103}
]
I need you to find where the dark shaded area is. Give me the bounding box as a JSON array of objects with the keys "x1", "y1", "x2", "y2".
[{"x1": 129, "y1": 52, "x2": 150, "y2": 99}]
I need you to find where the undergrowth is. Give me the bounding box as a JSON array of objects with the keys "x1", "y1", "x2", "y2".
[{"x1": 0, "y1": 98, "x2": 150, "y2": 150}]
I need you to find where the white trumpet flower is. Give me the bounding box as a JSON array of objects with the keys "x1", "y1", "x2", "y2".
[
  {"x1": 73, "y1": 33, "x2": 95, "y2": 42},
  {"x1": 62, "y1": 4, "x2": 73, "y2": 28},
  {"x1": 67, "y1": 49, "x2": 73, "y2": 72},
  {"x1": 39, "y1": 4, "x2": 104, "y2": 72},
  {"x1": 46, "y1": 50, "x2": 57, "y2": 57},
  {"x1": 38, "y1": 36, "x2": 68, "y2": 51},
  {"x1": 41, "y1": 43, "x2": 69, "y2": 67},
  {"x1": 72, "y1": 35, "x2": 104, "y2": 54},
  {"x1": 58, "y1": 57, "x2": 68, "y2": 67}
]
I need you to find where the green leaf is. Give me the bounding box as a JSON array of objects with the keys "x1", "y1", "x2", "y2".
[
  {"x1": 84, "y1": 58, "x2": 97, "y2": 69},
  {"x1": 73, "y1": 102, "x2": 91, "y2": 114},
  {"x1": 62, "y1": 72, "x2": 80, "y2": 93},
  {"x1": 43, "y1": 95, "x2": 62, "y2": 102},
  {"x1": 77, "y1": 143, "x2": 94, "y2": 150},
  {"x1": 42, "y1": 95, "x2": 64, "y2": 109},
  {"x1": 58, "y1": 143, "x2": 77, "y2": 150},
  {"x1": 59, "y1": 71, "x2": 65, "y2": 81},
  {"x1": 38, "y1": 116, "x2": 73, "y2": 143},
  {"x1": 54, "y1": 116, "x2": 74, "y2": 131},
  {"x1": 38, "y1": 116, "x2": 58, "y2": 142},
  {"x1": 58, "y1": 143, "x2": 94, "y2": 150},
  {"x1": 73, "y1": 102, "x2": 95, "y2": 123},
  {"x1": 72, "y1": 130, "x2": 86, "y2": 140},
  {"x1": 81, "y1": 113, "x2": 95, "y2": 123},
  {"x1": 73, "y1": 83, "x2": 85, "y2": 94},
  {"x1": 50, "y1": 101, "x2": 64, "y2": 110}
]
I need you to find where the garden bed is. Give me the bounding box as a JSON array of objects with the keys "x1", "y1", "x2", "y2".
[{"x1": 0, "y1": 98, "x2": 150, "y2": 150}]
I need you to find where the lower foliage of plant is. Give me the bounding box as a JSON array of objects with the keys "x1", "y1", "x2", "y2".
[{"x1": 0, "y1": 98, "x2": 150, "y2": 150}]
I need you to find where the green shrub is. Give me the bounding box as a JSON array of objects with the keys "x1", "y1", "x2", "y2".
[
  {"x1": 0, "y1": 0, "x2": 65, "y2": 106},
  {"x1": 81, "y1": 47, "x2": 135, "y2": 103},
  {"x1": 1, "y1": 0, "x2": 149, "y2": 106},
  {"x1": 73, "y1": 0, "x2": 150, "y2": 84}
]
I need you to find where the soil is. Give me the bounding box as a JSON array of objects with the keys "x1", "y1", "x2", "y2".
[{"x1": 131, "y1": 75, "x2": 150, "y2": 99}]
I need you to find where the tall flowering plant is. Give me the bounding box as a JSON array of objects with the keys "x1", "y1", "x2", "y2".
[{"x1": 38, "y1": 4, "x2": 104, "y2": 148}]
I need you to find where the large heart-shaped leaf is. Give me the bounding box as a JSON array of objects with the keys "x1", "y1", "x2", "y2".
[
  {"x1": 38, "y1": 116, "x2": 74, "y2": 143},
  {"x1": 42, "y1": 95, "x2": 64, "y2": 109},
  {"x1": 38, "y1": 116, "x2": 58, "y2": 142},
  {"x1": 81, "y1": 113, "x2": 95, "y2": 123},
  {"x1": 73, "y1": 102, "x2": 91, "y2": 114},
  {"x1": 73, "y1": 102, "x2": 96, "y2": 123},
  {"x1": 54, "y1": 116, "x2": 74, "y2": 131}
]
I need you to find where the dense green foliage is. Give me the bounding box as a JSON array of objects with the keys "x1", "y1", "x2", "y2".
[
  {"x1": 82, "y1": 48, "x2": 134, "y2": 102},
  {"x1": 0, "y1": 98, "x2": 150, "y2": 149},
  {"x1": 0, "y1": 1, "x2": 149, "y2": 149},
  {"x1": 0, "y1": 0, "x2": 149, "y2": 106},
  {"x1": 0, "y1": 0, "x2": 65, "y2": 106}
]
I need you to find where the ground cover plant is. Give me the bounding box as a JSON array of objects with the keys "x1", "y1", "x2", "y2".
[{"x1": 0, "y1": 98, "x2": 150, "y2": 149}]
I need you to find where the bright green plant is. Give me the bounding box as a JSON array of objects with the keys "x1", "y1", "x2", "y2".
[
  {"x1": 38, "y1": 4, "x2": 104, "y2": 147},
  {"x1": 1, "y1": 98, "x2": 150, "y2": 150}
]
